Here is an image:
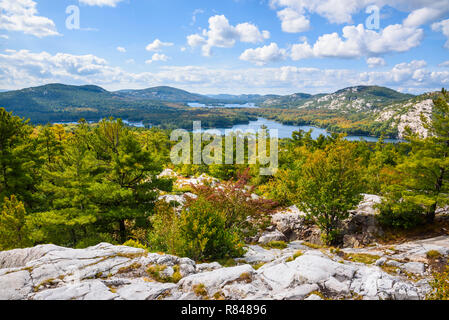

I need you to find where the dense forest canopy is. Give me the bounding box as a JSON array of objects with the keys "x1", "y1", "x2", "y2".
[{"x1": 0, "y1": 89, "x2": 448, "y2": 259}]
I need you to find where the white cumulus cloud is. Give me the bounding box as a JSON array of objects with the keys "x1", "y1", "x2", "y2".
[
  {"x1": 187, "y1": 15, "x2": 270, "y2": 56},
  {"x1": 145, "y1": 53, "x2": 169, "y2": 64},
  {"x1": 270, "y1": 0, "x2": 449, "y2": 33},
  {"x1": 367, "y1": 57, "x2": 386, "y2": 68},
  {"x1": 146, "y1": 39, "x2": 174, "y2": 52},
  {"x1": 0, "y1": 49, "x2": 447, "y2": 95},
  {"x1": 240, "y1": 43, "x2": 287, "y2": 66},
  {"x1": 290, "y1": 24, "x2": 423, "y2": 60},
  {"x1": 0, "y1": 0, "x2": 59, "y2": 37},
  {"x1": 432, "y1": 19, "x2": 449, "y2": 48},
  {"x1": 116, "y1": 46, "x2": 126, "y2": 53}
]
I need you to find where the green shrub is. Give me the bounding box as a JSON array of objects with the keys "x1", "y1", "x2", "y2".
[
  {"x1": 74, "y1": 233, "x2": 117, "y2": 249},
  {"x1": 376, "y1": 197, "x2": 425, "y2": 229},
  {"x1": 147, "y1": 201, "x2": 182, "y2": 254},
  {"x1": 427, "y1": 266, "x2": 449, "y2": 300},
  {"x1": 122, "y1": 239, "x2": 147, "y2": 250},
  {"x1": 0, "y1": 195, "x2": 31, "y2": 250},
  {"x1": 177, "y1": 195, "x2": 244, "y2": 261},
  {"x1": 427, "y1": 250, "x2": 442, "y2": 259},
  {"x1": 148, "y1": 172, "x2": 276, "y2": 261}
]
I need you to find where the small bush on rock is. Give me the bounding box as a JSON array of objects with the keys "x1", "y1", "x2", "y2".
[
  {"x1": 122, "y1": 239, "x2": 147, "y2": 250},
  {"x1": 148, "y1": 171, "x2": 277, "y2": 261},
  {"x1": 376, "y1": 187, "x2": 425, "y2": 229},
  {"x1": 428, "y1": 266, "x2": 449, "y2": 300}
]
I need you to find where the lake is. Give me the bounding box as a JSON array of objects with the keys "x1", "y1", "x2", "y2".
[
  {"x1": 53, "y1": 119, "x2": 147, "y2": 128},
  {"x1": 54, "y1": 117, "x2": 402, "y2": 143},
  {"x1": 188, "y1": 102, "x2": 260, "y2": 109},
  {"x1": 200, "y1": 118, "x2": 403, "y2": 143}
]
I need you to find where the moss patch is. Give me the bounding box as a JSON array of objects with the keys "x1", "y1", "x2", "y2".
[
  {"x1": 146, "y1": 264, "x2": 182, "y2": 283},
  {"x1": 302, "y1": 242, "x2": 324, "y2": 249},
  {"x1": 262, "y1": 241, "x2": 287, "y2": 250},
  {"x1": 237, "y1": 272, "x2": 253, "y2": 283},
  {"x1": 117, "y1": 262, "x2": 142, "y2": 274},
  {"x1": 286, "y1": 250, "x2": 304, "y2": 262},
  {"x1": 343, "y1": 253, "x2": 380, "y2": 265},
  {"x1": 252, "y1": 262, "x2": 266, "y2": 270},
  {"x1": 193, "y1": 283, "x2": 208, "y2": 298}
]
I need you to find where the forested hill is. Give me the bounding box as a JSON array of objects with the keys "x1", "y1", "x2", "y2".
[
  {"x1": 0, "y1": 83, "x2": 183, "y2": 123},
  {"x1": 114, "y1": 86, "x2": 217, "y2": 103},
  {"x1": 260, "y1": 86, "x2": 415, "y2": 110},
  {"x1": 0, "y1": 84, "x2": 258, "y2": 129},
  {"x1": 0, "y1": 83, "x2": 422, "y2": 135}
]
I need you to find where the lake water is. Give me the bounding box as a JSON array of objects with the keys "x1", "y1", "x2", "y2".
[
  {"x1": 54, "y1": 117, "x2": 402, "y2": 143},
  {"x1": 201, "y1": 118, "x2": 403, "y2": 143},
  {"x1": 53, "y1": 119, "x2": 147, "y2": 128},
  {"x1": 188, "y1": 102, "x2": 260, "y2": 109}
]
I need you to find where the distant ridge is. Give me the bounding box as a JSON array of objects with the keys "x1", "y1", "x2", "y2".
[{"x1": 114, "y1": 86, "x2": 216, "y2": 103}]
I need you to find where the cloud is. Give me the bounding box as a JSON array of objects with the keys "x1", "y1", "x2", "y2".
[
  {"x1": 290, "y1": 24, "x2": 423, "y2": 60},
  {"x1": 277, "y1": 7, "x2": 310, "y2": 33},
  {"x1": 403, "y1": 7, "x2": 444, "y2": 27},
  {"x1": 0, "y1": 0, "x2": 59, "y2": 37},
  {"x1": 116, "y1": 46, "x2": 126, "y2": 53},
  {"x1": 270, "y1": 0, "x2": 449, "y2": 33},
  {"x1": 367, "y1": 57, "x2": 386, "y2": 68},
  {"x1": 191, "y1": 9, "x2": 204, "y2": 26},
  {"x1": 432, "y1": 19, "x2": 449, "y2": 48},
  {"x1": 0, "y1": 35, "x2": 8, "y2": 39},
  {"x1": 439, "y1": 61, "x2": 449, "y2": 67},
  {"x1": 187, "y1": 15, "x2": 270, "y2": 56},
  {"x1": 146, "y1": 39, "x2": 174, "y2": 52},
  {"x1": 79, "y1": 0, "x2": 125, "y2": 7},
  {"x1": 240, "y1": 42, "x2": 287, "y2": 65},
  {"x1": 0, "y1": 50, "x2": 446, "y2": 95},
  {"x1": 145, "y1": 53, "x2": 169, "y2": 64}
]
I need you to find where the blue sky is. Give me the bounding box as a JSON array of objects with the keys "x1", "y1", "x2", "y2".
[{"x1": 0, "y1": 0, "x2": 448, "y2": 94}]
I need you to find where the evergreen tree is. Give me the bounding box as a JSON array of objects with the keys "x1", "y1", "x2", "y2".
[
  {"x1": 0, "y1": 108, "x2": 37, "y2": 206},
  {"x1": 36, "y1": 125, "x2": 64, "y2": 166},
  {"x1": 386, "y1": 89, "x2": 449, "y2": 223},
  {"x1": 32, "y1": 128, "x2": 98, "y2": 246},
  {"x1": 0, "y1": 195, "x2": 31, "y2": 250},
  {"x1": 89, "y1": 118, "x2": 167, "y2": 243}
]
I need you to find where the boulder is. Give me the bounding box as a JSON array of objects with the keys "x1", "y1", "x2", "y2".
[
  {"x1": 178, "y1": 265, "x2": 254, "y2": 294},
  {"x1": 403, "y1": 262, "x2": 426, "y2": 275},
  {"x1": 0, "y1": 270, "x2": 33, "y2": 300},
  {"x1": 1, "y1": 236, "x2": 447, "y2": 300},
  {"x1": 32, "y1": 280, "x2": 117, "y2": 300},
  {"x1": 116, "y1": 281, "x2": 176, "y2": 300},
  {"x1": 258, "y1": 230, "x2": 287, "y2": 244},
  {"x1": 271, "y1": 206, "x2": 317, "y2": 241}
]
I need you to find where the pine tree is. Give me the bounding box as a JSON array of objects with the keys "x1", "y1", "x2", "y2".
[
  {"x1": 396, "y1": 89, "x2": 449, "y2": 223},
  {"x1": 89, "y1": 118, "x2": 167, "y2": 243},
  {"x1": 36, "y1": 125, "x2": 64, "y2": 166},
  {"x1": 0, "y1": 108, "x2": 37, "y2": 206},
  {"x1": 32, "y1": 129, "x2": 98, "y2": 246},
  {"x1": 0, "y1": 195, "x2": 31, "y2": 250}
]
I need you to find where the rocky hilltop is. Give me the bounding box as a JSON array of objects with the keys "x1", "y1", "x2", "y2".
[{"x1": 1, "y1": 234, "x2": 447, "y2": 300}]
